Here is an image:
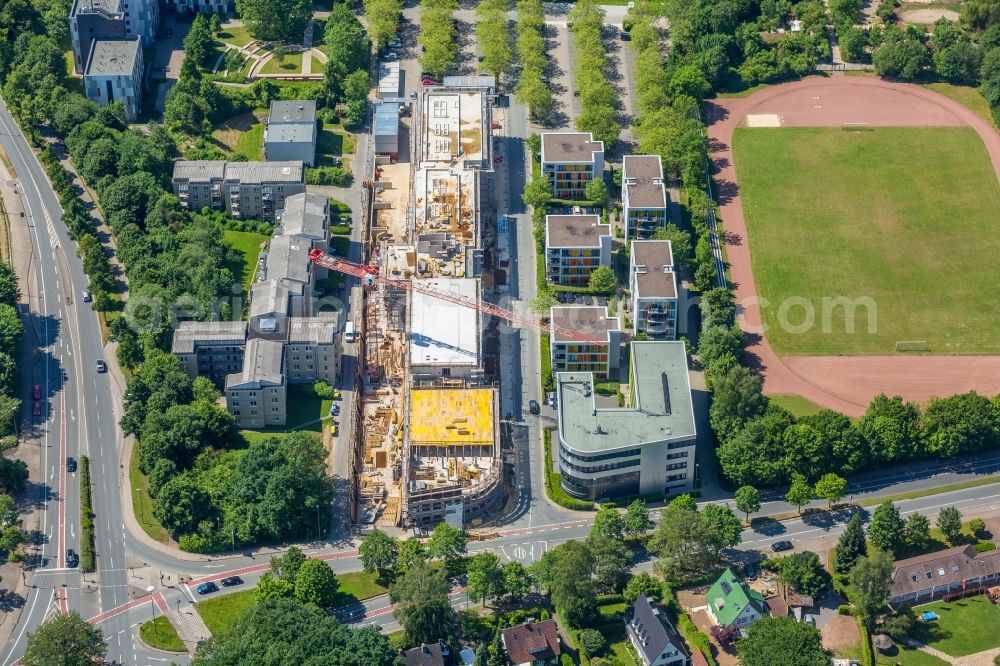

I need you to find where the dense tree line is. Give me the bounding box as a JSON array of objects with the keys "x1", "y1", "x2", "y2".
[
  {"x1": 235, "y1": 0, "x2": 313, "y2": 43},
  {"x1": 476, "y1": 0, "x2": 513, "y2": 78},
  {"x1": 323, "y1": 2, "x2": 371, "y2": 128},
  {"x1": 568, "y1": 0, "x2": 621, "y2": 146},
  {"x1": 514, "y1": 0, "x2": 553, "y2": 119},
  {"x1": 364, "y1": 0, "x2": 403, "y2": 50},
  {"x1": 419, "y1": 0, "x2": 459, "y2": 78}
]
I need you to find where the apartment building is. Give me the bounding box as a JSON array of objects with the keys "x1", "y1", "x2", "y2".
[
  {"x1": 166, "y1": 0, "x2": 230, "y2": 13},
  {"x1": 225, "y1": 338, "x2": 287, "y2": 429},
  {"x1": 171, "y1": 320, "x2": 247, "y2": 384},
  {"x1": 540, "y1": 133, "x2": 604, "y2": 200},
  {"x1": 70, "y1": 0, "x2": 158, "y2": 74},
  {"x1": 83, "y1": 38, "x2": 143, "y2": 122},
  {"x1": 172, "y1": 160, "x2": 305, "y2": 221},
  {"x1": 550, "y1": 306, "x2": 622, "y2": 379},
  {"x1": 629, "y1": 241, "x2": 678, "y2": 340},
  {"x1": 545, "y1": 214, "x2": 612, "y2": 286},
  {"x1": 277, "y1": 193, "x2": 329, "y2": 250},
  {"x1": 264, "y1": 100, "x2": 317, "y2": 166},
  {"x1": 622, "y1": 155, "x2": 668, "y2": 240},
  {"x1": 409, "y1": 278, "x2": 482, "y2": 383},
  {"x1": 556, "y1": 341, "x2": 697, "y2": 501},
  {"x1": 286, "y1": 315, "x2": 340, "y2": 385}
]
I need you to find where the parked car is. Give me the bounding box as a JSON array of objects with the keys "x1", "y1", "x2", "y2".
[
  {"x1": 220, "y1": 576, "x2": 243, "y2": 587},
  {"x1": 32, "y1": 385, "x2": 41, "y2": 400},
  {"x1": 81, "y1": 290, "x2": 92, "y2": 302},
  {"x1": 547, "y1": 391, "x2": 556, "y2": 408},
  {"x1": 66, "y1": 457, "x2": 76, "y2": 473},
  {"x1": 32, "y1": 401, "x2": 41, "y2": 417},
  {"x1": 329, "y1": 403, "x2": 340, "y2": 416},
  {"x1": 620, "y1": 31, "x2": 630, "y2": 40},
  {"x1": 197, "y1": 582, "x2": 219, "y2": 595},
  {"x1": 67, "y1": 549, "x2": 79, "y2": 567},
  {"x1": 330, "y1": 423, "x2": 339, "y2": 436},
  {"x1": 95, "y1": 360, "x2": 107, "y2": 373},
  {"x1": 771, "y1": 540, "x2": 794, "y2": 552},
  {"x1": 528, "y1": 400, "x2": 540, "y2": 415},
  {"x1": 421, "y1": 77, "x2": 438, "y2": 86}
]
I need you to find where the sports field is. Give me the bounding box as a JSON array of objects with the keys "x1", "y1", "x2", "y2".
[{"x1": 732, "y1": 126, "x2": 1000, "y2": 355}]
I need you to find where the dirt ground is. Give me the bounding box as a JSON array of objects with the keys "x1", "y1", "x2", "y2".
[
  {"x1": 705, "y1": 77, "x2": 1000, "y2": 417},
  {"x1": 677, "y1": 588, "x2": 739, "y2": 666},
  {"x1": 823, "y1": 614, "x2": 861, "y2": 654},
  {"x1": 901, "y1": 8, "x2": 960, "y2": 23}
]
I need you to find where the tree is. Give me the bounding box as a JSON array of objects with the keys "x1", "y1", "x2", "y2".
[
  {"x1": 588, "y1": 536, "x2": 632, "y2": 592},
  {"x1": 397, "y1": 537, "x2": 427, "y2": 575},
  {"x1": 623, "y1": 499, "x2": 653, "y2": 538},
  {"x1": 529, "y1": 288, "x2": 558, "y2": 314},
  {"x1": 501, "y1": 561, "x2": 532, "y2": 604},
  {"x1": 709, "y1": 365, "x2": 767, "y2": 445},
  {"x1": 702, "y1": 503, "x2": 743, "y2": 550},
  {"x1": 210, "y1": 13, "x2": 222, "y2": 36},
  {"x1": 970, "y1": 518, "x2": 986, "y2": 537},
  {"x1": 849, "y1": 550, "x2": 894, "y2": 627},
  {"x1": 584, "y1": 177, "x2": 607, "y2": 204},
  {"x1": 0, "y1": 262, "x2": 20, "y2": 306},
  {"x1": 235, "y1": 0, "x2": 313, "y2": 42},
  {"x1": 359, "y1": 528, "x2": 398, "y2": 582},
  {"x1": 651, "y1": 502, "x2": 717, "y2": 579},
  {"x1": 669, "y1": 64, "x2": 711, "y2": 100},
  {"x1": 271, "y1": 546, "x2": 306, "y2": 582},
  {"x1": 591, "y1": 504, "x2": 626, "y2": 542},
  {"x1": 255, "y1": 571, "x2": 294, "y2": 602},
  {"x1": 578, "y1": 628, "x2": 606, "y2": 658},
  {"x1": 735, "y1": 485, "x2": 761, "y2": 522},
  {"x1": 0, "y1": 493, "x2": 16, "y2": 527},
  {"x1": 867, "y1": 501, "x2": 905, "y2": 554},
  {"x1": 776, "y1": 551, "x2": 830, "y2": 598},
  {"x1": 294, "y1": 559, "x2": 339, "y2": 609},
  {"x1": 651, "y1": 224, "x2": 693, "y2": 271},
  {"x1": 23, "y1": 611, "x2": 106, "y2": 666},
  {"x1": 466, "y1": 552, "x2": 505, "y2": 606},
  {"x1": 814, "y1": 473, "x2": 847, "y2": 508},
  {"x1": 834, "y1": 513, "x2": 867, "y2": 574},
  {"x1": 533, "y1": 541, "x2": 597, "y2": 628},
  {"x1": 873, "y1": 32, "x2": 930, "y2": 80},
  {"x1": 193, "y1": 598, "x2": 395, "y2": 665},
  {"x1": 183, "y1": 14, "x2": 214, "y2": 68},
  {"x1": 839, "y1": 25, "x2": 869, "y2": 63},
  {"x1": 390, "y1": 559, "x2": 455, "y2": 646},
  {"x1": 522, "y1": 176, "x2": 552, "y2": 209},
  {"x1": 736, "y1": 616, "x2": 831, "y2": 666},
  {"x1": 427, "y1": 522, "x2": 467, "y2": 573},
  {"x1": 488, "y1": 627, "x2": 508, "y2": 666},
  {"x1": 785, "y1": 474, "x2": 813, "y2": 514},
  {"x1": 588, "y1": 265, "x2": 617, "y2": 294},
  {"x1": 881, "y1": 607, "x2": 915, "y2": 640},
  {"x1": 904, "y1": 512, "x2": 931, "y2": 547},
  {"x1": 937, "y1": 506, "x2": 963, "y2": 545},
  {"x1": 623, "y1": 571, "x2": 662, "y2": 604}
]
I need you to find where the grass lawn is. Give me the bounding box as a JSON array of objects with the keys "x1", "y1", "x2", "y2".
[
  {"x1": 196, "y1": 589, "x2": 258, "y2": 636},
  {"x1": 876, "y1": 643, "x2": 949, "y2": 666},
  {"x1": 594, "y1": 622, "x2": 637, "y2": 665},
  {"x1": 211, "y1": 113, "x2": 263, "y2": 154},
  {"x1": 385, "y1": 629, "x2": 408, "y2": 650},
  {"x1": 129, "y1": 445, "x2": 170, "y2": 544},
  {"x1": 331, "y1": 571, "x2": 387, "y2": 606},
  {"x1": 769, "y1": 394, "x2": 828, "y2": 418},
  {"x1": 223, "y1": 229, "x2": 269, "y2": 296},
  {"x1": 234, "y1": 123, "x2": 264, "y2": 160},
  {"x1": 909, "y1": 595, "x2": 1000, "y2": 657},
  {"x1": 260, "y1": 52, "x2": 304, "y2": 75},
  {"x1": 139, "y1": 617, "x2": 186, "y2": 652},
  {"x1": 217, "y1": 25, "x2": 255, "y2": 48},
  {"x1": 732, "y1": 127, "x2": 1000, "y2": 355},
  {"x1": 317, "y1": 127, "x2": 355, "y2": 157},
  {"x1": 924, "y1": 82, "x2": 997, "y2": 128}
]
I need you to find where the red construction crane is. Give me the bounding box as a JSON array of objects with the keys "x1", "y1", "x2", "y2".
[{"x1": 308, "y1": 249, "x2": 603, "y2": 343}]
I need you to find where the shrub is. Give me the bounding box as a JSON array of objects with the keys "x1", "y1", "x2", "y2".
[
  {"x1": 976, "y1": 541, "x2": 997, "y2": 552},
  {"x1": 838, "y1": 604, "x2": 854, "y2": 616},
  {"x1": 79, "y1": 456, "x2": 96, "y2": 573},
  {"x1": 305, "y1": 166, "x2": 352, "y2": 186},
  {"x1": 969, "y1": 518, "x2": 986, "y2": 536},
  {"x1": 577, "y1": 628, "x2": 605, "y2": 657},
  {"x1": 560, "y1": 655, "x2": 573, "y2": 666},
  {"x1": 313, "y1": 380, "x2": 335, "y2": 399}
]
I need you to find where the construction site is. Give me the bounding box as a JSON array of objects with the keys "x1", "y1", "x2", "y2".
[{"x1": 353, "y1": 77, "x2": 504, "y2": 530}]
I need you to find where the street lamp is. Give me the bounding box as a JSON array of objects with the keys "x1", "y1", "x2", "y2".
[{"x1": 146, "y1": 585, "x2": 156, "y2": 641}]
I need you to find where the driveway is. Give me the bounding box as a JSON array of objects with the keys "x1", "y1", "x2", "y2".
[{"x1": 152, "y1": 14, "x2": 192, "y2": 112}]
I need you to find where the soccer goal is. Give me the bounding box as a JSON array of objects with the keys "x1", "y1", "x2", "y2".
[
  {"x1": 842, "y1": 123, "x2": 872, "y2": 131},
  {"x1": 895, "y1": 340, "x2": 929, "y2": 352}
]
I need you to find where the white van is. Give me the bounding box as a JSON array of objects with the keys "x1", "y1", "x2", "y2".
[{"x1": 344, "y1": 321, "x2": 356, "y2": 343}]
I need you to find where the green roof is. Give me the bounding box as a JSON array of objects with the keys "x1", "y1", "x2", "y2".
[{"x1": 707, "y1": 568, "x2": 765, "y2": 627}]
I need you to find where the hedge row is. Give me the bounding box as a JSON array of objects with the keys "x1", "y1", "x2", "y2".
[
  {"x1": 79, "y1": 455, "x2": 96, "y2": 573},
  {"x1": 542, "y1": 428, "x2": 593, "y2": 511}
]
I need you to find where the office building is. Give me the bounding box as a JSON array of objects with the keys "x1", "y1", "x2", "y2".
[
  {"x1": 540, "y1": 132, "x2": 604, "y2": 200},
  {"x1": 83, "y1": 38, "x2": 143, "y2": 122},
  {"x1": 622, "y1": 155, "x2": 668, "y2": 240},
  {"x1": 545, "y1": 214, "x2": 612, "y2": 286},
  {"x1": 556, "y1": 341, "x2": 697, "y2": 501},
  {"x1": 172, "y1": 160, "x2": 305, "y2": 221},
  {"x1": 629, "y1": 241, "x2": 678, "y2": 340}
]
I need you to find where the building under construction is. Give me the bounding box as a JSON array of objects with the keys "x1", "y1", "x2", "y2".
[{"x1": 356, "y1": 76, "x2": 503, "y2": 529}]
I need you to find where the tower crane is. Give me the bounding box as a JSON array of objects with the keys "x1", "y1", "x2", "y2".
[{"x1": 308, "y1": 249, "x2": 603, "y2": 343}]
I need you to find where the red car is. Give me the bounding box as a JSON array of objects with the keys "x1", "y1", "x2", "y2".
[
  {"x1": 32, "y1": 385, "x2": 41, "y2": 400},
  {"x1": 421, "y1": 77, "x2": 438, "y2": 86}
]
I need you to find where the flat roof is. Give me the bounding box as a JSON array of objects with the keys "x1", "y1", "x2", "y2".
[
  {"x1": 422, "y1": 91, "x2": 485, "y2": 163},
  {"x1": 374, "y1": 103, "x2": 400, "y2": 137},
  {"x1": 378, "y1": 61, "x2": 400, "y2": 98},
  {"x1": 631, "y1": 240, "x2": 677, "y2": 299},
  {"x1": 414, "y1": 166, "x2": 477, "y2": 245},
  {"x1": 541, "y1": 132, "x2": 604, "y2": 163},
  {"x1": 280, "y1": 192, "x2": 327, "y2": 239},
  {"x1": 550, "y1": 306, "x2": 620, "y2": 344},
  {"x1": 288, "y1": 314, "x2": 338, "y2": 344},
  {"x1": 557, "y1": 341, "x2": 696, "y2": 453},
  {"x1": 409, "y1": 388, "x2": 495, "y2": 446},
  {"x1": 265, "y1": 123, "x2": 314, "y2": 145},
  {"x1": 170, "y1": 320, "x2": 247, "y2": 354},
  {"x1": 268, "y1": 100, "x2": 316, "y2": 124},
  {"x1": 409, "y1": 278, "x2": 480, "y2": 367},
  {"x1": 226, "y1": 338, "x2": 285, "y2": 388},
  {"x1": 85, "y1": 38, "x2": 140, "y2": 77},
  {"x1": 265, "y1": 235, "x2": 311, "y2": 284},
  {"x1": 172, "y1": 160, "x2": 227, "y2": 181},
  {"x1": 73, "y1": 0, "x2": 122, "y2": 16},
  {"x1": 623, "y1": 155, "x2": 666, "y2": 209},
  {"x1": 546, "y1": 214, "x2": 609, "y2": 248},
  {"x1": 224, "y1": 161, "x2": 303, "y2": 184}
]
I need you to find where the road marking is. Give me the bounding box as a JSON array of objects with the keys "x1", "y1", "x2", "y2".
[{"x1": 58, "y1": 394, "x2": 66, "y2": 569}]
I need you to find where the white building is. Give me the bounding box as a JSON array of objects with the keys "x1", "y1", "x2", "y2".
[
  {"x1": 629, "y1": 240, "x2": 678, "y2": 340},
  {"x1": 545, "y1": 214, "x2": 612, "y2": 286},
  {"x1": 264, "y1": 100, "x2": 317, "y2": 166},
  {"x1": 540, "y1": 132, "x2": 604, "y2": 200},
  {"x1": 408, "y1": 278, "x2": 482, "y2": 382},
  {"x1": 622, "y1": 155, "x2": 668, "y2": 240}
]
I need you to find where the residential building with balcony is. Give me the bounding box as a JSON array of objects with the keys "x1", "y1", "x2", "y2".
[
  {"x1": 83, "y1": 38, "x2": 143, "y2": 122},
  {"x1": 622, "y1": 155, "x2": 668, "y2": 239},
  {"x1": 70, "y1": 0, "x2": 158, "y2": 74},
  {"x1": 545, "y1": 215, "x2": 612, "y2": 286},
  {"x1": 286, "y1": 315, "x2": 340, "y2": 385},
  {"x1": 540, "y1": 133, "x2": 604, "y2": 200},
  {"x1": 172, "y1": 160, "x2": 305, "y2": 221},
  {"x1": 550, "y1": 306, "x2": 621, "y2": 379},
  {"x1": 170, "y1": 320, "x2": 248, "y2": 384},
  {"x1": 225, "y1": 338, "x2": 286, "y2": 429},
  {"x1": 629, "y1": 241, "x2": 678, "y2": 340},
  {"x1": 556, "y1": 341, "x2": 697, "y2": 501}
]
